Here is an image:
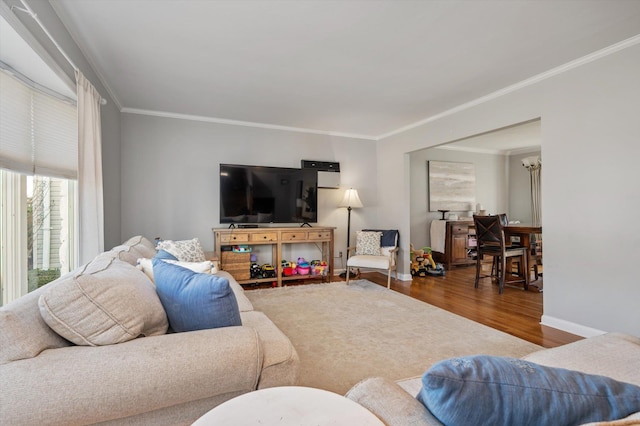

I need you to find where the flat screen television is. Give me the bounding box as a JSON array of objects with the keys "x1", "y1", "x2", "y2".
[{"x1": 220, "y1": 164, "x2": 318, "y2": 225}]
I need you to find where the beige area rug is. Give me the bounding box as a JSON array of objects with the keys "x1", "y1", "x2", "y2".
[{"x1": 246, "y1": 280, "x2": 543, "y2": 395}]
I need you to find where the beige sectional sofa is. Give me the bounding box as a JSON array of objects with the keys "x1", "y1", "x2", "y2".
[
  {"x1": 0, "y1": 236, "x2": 299, "y2": 425},
  {"x1": 346, "y1": 332, "x2": 640, "y2": 425}
]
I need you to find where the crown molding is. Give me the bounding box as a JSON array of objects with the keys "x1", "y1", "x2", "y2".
[
  {"x1": 377, "y1": 34, "x2": 640, "y2": 141},
  {"x1": 434, "y1": 144, "x2": 506, "y2": 155},
  {"x1": 435, "y1": 144, "x2": 541, "y2": 156},
  {"x1": 120, "y1": 108, "x2": 376, "y2": 140}
]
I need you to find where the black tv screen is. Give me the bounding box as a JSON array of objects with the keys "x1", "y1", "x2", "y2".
[{"x1": 220, "y1": 164, "x2": 318, "y2": 224}]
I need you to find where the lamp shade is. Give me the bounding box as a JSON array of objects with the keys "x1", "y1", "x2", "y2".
[
  {"x1": 522, "y1": 156, "x2": 541, "y2": 168},
  {"x1": 339, "y1": 188, "x2": 363, "y2": 209}
]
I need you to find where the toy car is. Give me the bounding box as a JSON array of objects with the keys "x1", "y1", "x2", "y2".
[
  {"x1": 250, "y1": 263, "x2": 262, "y2": 279},
  {"x1": 261, "y1": 264, "x2": 276, "y2": 278}
]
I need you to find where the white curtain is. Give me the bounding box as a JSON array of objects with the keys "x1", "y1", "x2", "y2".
[
  {"x1": 523, "y1": 157, "x2": 542, "y2": 226},
  {"x1": 76, "y1": 70, "x2": 104, "y2": 264}
]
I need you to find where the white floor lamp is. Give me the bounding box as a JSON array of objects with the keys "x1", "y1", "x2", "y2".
[{"x1": 339, "y1": 188, "x2": 363, "y2": 279}]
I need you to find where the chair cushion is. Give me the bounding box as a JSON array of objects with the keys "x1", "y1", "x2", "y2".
[
  {"x1": 356, "y1": 231, "x2": 383, "y2": 255},
  {"x1": 38, "y1": 258, "x2": 168, "y2": 346},
  {"x1": 417, "y1": 355, "x2": 640, "y2": 425},
  {"x1": 347, "y1": 254, "x2": 391, "y2": 269},
  {"x1": 152, "y1": 258, "x2": 242, "y2": 332}
]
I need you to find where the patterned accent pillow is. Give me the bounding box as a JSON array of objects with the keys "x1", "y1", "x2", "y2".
[
  {"x1": 157, "y1": 238, "x2": 206, "y2": 262},
  {"x1": 356, "y1": 231, "x2": 383, "y2": 256}
]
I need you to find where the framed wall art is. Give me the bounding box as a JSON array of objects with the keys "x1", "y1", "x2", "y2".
[{"x1": 428, "y1": 160, "x2": 476, "y2": 212}]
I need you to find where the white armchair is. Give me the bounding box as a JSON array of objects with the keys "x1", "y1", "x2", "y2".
[{"x1": 345, "y1": 229, "x2": 399, "y2": 289}]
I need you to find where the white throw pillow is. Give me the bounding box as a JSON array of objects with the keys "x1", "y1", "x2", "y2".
[
  {"x1": 137, "y1": 258, "x2": 215, "y2": 283},
  {"x1": 356, "y1": 231, "x2": 383, "y2": 256},
  {"x1": 156, "y1": 238, "x2": 206, "y2": 262},
  {"x1": 380, "y1": 246, "x2": 395, "y2": 257}
]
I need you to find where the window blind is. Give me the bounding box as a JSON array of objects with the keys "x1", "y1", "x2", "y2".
[{"x1": 0, "y1": 71, "x2": 77, "y2": 179}]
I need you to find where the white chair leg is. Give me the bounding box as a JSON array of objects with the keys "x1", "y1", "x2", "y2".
[{"x1": 387, "y1": 270, "x2": 391, "y2": 289}]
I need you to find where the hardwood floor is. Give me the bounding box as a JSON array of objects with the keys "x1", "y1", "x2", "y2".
[{"x1": 346, "y1": 266, "x2": 582, "y2": 348}]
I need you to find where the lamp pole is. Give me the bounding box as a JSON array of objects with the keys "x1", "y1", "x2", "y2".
[
  {"x1": 338, "y1": 188, "x2": 363, "y2": 279},
  {"x1": 345, "y1": 205, "x2": 353, "y2": 261}
]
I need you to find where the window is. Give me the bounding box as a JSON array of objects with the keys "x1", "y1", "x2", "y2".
[
  {"x1": 0, "y1": 71, "x2": 78, "y2": 306},
  {"x1": 0, "y1": 171, "x2": 77, "y2": 306}
]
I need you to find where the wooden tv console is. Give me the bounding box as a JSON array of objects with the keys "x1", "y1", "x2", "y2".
[{"x1": 212, "y1": 226, "x2": 335, "y2": 287}]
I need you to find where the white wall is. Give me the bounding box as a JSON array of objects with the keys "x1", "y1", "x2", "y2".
[
  {"x1": 378, "y1": 43, "x2": 640, "y2": 337},
  {"x1": 120, "y1": 113, "x2": 378, "y2": 266},
  {"x1": 409, "y1": 148, "x2": 508, "y2": 249}
]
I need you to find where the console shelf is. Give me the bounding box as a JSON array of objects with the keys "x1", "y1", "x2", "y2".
[{"x1": 212, "y1": 226, "x2": 335, "y2": 287}]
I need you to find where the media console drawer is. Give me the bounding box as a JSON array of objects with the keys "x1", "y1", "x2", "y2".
[
  {"x1": 219, "y1": 233, "x2": 250, "y2": 243},
  {"x1": 281, "y1": 231, "x2": 307, "y2": 241},
  {"x1": 251, "y1": 232, "x2": 278, "y2": 242},
  {"x1": 308, "y1": 231, "x2": 331, "y2": 240}
]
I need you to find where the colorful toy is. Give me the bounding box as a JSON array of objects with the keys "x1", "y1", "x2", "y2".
[
  {"x1": 410, "y1": 244, "x2": 446, "y2": 277},
  {"x1": 250, "y1": 262, "x2": 262, "y2": 279},
  {"x1": 261, "y1": 264, "x2": 276, "y2": 278},
  {"x1": 310, "y1": 260, "x2": 327, "y2": 276},
  {"x1": 296, "y1": 257, "x2": 310, "y2": 275}
]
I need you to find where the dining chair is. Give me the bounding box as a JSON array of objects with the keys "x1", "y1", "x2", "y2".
[{"x1": 473, "y1": 214, "x2": 529, "y2": 294}]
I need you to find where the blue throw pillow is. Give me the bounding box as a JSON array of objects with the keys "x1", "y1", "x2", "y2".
[
  {"x1": 417, "y1": 355, "x2": 640, "y2": 426},
  {"x1": 152, "y1": 258, "x2": 241, "y2": 332},
  {"x1": 155, "y1": 249, "x2": 178, "y2": 260}
]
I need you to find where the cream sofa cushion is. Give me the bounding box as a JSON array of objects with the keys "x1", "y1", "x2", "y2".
[
  {"x1": 216, "y1": 271, "x2": 254, "y2": 313},
  {"x1": 108, "y1": 238, "x2": 155, "y2": 267},
  {"x1": 522, "y1": 332, "x2": 640, "y2": 386},
  {"x1": 0, "y1": 283, "x2": 72, "y2": 365},
  {"x1": 122, "y1": 235, "x2": 157, "y2": 259},
  {"x1": 38, "y1": 257, "x2": 168, "y2": 346}
]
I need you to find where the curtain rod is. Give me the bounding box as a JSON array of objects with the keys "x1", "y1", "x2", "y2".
[
  {"x1": 0, "y1": 60, "x2": 77, "y2": 106},
  {"x1": 11, "y1": 0, "x2": 108, "y2": 105}
]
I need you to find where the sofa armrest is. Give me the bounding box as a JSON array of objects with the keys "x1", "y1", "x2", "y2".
[
  {"x1": 522, "y1": 332, "x2": 640, "y2": 386},
  {"x1": 345, "y1": 377, "x2": 442, "y2": 426},
  {"x1": 0, "y1": 326, "x2": 262, "y2": 426}
]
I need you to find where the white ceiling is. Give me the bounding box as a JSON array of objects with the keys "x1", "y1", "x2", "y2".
[{"x1": 48, "y1": 0, "x2": 640, "y2": 140}]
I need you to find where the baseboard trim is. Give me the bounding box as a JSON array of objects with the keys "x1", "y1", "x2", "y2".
[
  {"x1": 540, "y1": 315, "x2": 607, "y2": 338},
  {"x1": 396, "y1": 272, "x2": 412, "y2": 281}
]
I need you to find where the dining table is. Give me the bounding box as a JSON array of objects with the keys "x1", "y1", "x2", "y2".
[{"x1": 504, "y1": 223, "x2": 542, "y2": 291}]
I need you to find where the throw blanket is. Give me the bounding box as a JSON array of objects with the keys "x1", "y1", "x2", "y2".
[{"x1": 430, "y1": 220, "x2": 446, "y2": 253}]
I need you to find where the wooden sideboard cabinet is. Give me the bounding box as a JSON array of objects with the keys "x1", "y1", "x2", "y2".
[
  {"x1": 212, "y1": 226, "x2": 334, "y2": 287},
  {"x1": 434, "y1": 220, "x2": 476, "y2": 270}
]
